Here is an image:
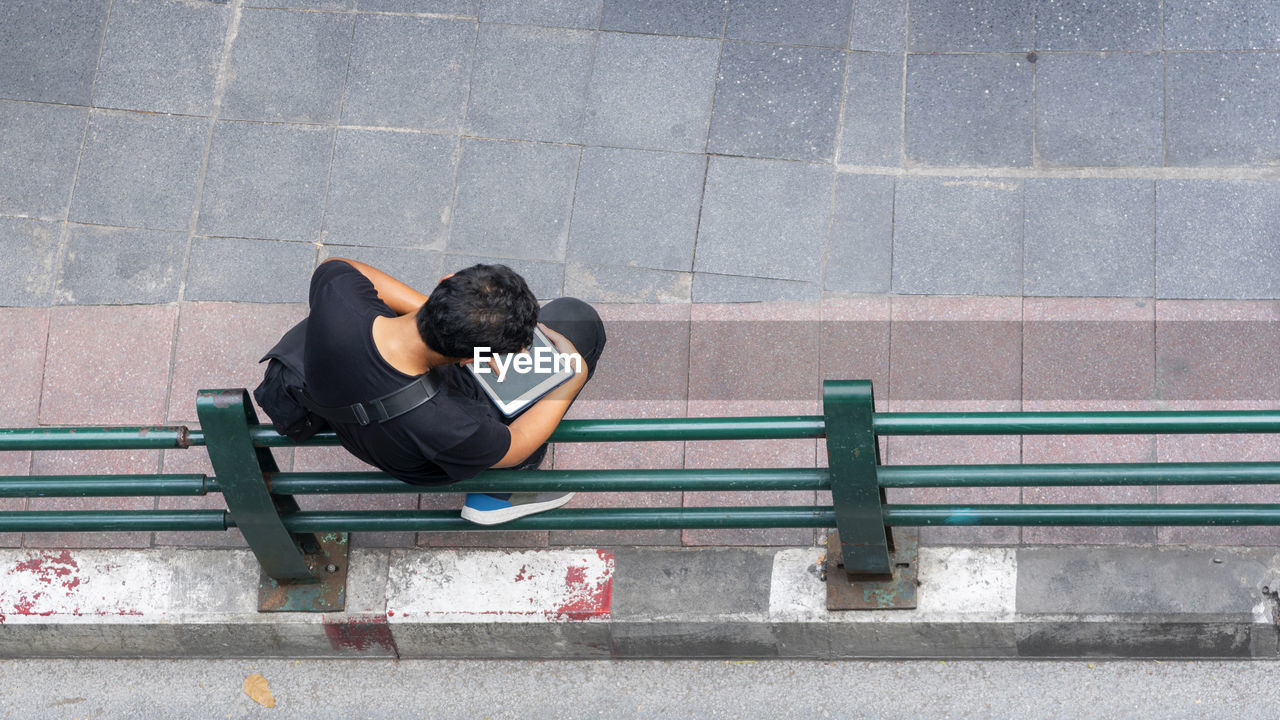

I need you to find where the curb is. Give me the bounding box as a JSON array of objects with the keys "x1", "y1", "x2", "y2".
[{"x1": 1, "y1": 545, "x2": 1277, "y2": 659}]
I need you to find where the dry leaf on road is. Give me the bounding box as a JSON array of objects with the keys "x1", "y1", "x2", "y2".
[{"x1": 244, "y1": 674, "x2": 276, "y2": 708}]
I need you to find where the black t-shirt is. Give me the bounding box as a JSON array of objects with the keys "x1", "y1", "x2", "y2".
[{"x1": 304, "y1": 260, "x2": 510, "y2": 485}]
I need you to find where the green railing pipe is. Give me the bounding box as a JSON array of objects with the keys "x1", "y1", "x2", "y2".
[
  {"x1": 878, "y1": 462, "x2": 1280, "y2": 488},
  {"x1": 0, "y1": 510, "x2": 228, "y2": 532},
  {"x1": 883, "y1": 504, "x2": 1280, "y2": 526},
  {"x1": 260, "y1": 468, "x2": 832, "y2": 495},
  {"x1": 873, "y1": 410, "x2": 1280, "y2": 436},
  {"x1": 0, "y1": 426, "x2": 191, "y2": 451},
  {"x1": 197, "y1": 416, "x2": 832, "y2": 448},
  {"x1": 200, "y1": 409, "x2": 1280, "y2": 449},
  {"x1": 16, "y1": 502, "x2": 1280, "y2": 534},
  {"x1": 277, "y1": 506, "x2": 836, "y2": 532},
  {"x1": 0, "y1": 474, "x2": 208, "y2": 498}
]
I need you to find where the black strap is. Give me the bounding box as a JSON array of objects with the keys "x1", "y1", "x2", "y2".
[{"x1": 293, "y1": 370, "x2": 441, "y2": 427}]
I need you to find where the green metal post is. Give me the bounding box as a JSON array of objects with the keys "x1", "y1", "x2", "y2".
[
  {"x1": 196, "y1": 389, "x2": 314, "y2": 581},
  {"x1": 824, "y1": 380, "x2": 892, "y2": 577}
]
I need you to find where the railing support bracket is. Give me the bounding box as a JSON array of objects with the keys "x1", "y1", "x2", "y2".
[
  {"x1": 258, "y1": 531, "x2": 350, "y2": 613},
  {"x1": 824, "y1": 528, "x2": 919, "y2": 610}
]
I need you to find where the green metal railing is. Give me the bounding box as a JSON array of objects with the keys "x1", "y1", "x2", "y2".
[{"x1": 3, "y1": 382, "x2": 1280, "y2": 591}]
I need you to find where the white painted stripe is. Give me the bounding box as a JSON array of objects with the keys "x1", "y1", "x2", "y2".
[
  {"x1": 0, "y1": 549, "x2": 261, "y2": 624},
  {"x1": 386, "y1": 549, "x2": 614, "y2": 623},
  {"x1": 769, "y1": 547, "x2": 1018, "y2": 623}
]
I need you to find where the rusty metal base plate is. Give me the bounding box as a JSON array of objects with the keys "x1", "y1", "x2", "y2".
[
  {"x1": 824, "y1": 529, "x2": 919, "y2": 610},
  {"x1": 258, "y1": 532, "x2": 349, "y2": 613}
]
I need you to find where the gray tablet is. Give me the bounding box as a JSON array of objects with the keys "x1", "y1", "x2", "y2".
[{"x1": 466, "y1": 327, "x2": 577, "y2": 417}]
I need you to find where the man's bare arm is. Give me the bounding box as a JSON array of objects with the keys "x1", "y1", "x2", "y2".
[
  {"x1": 491, "y1": 325, "x2": 588, "y2": 468},
  {"x1": 324, "y1": 257, "x2": 426, "y2": 315}
]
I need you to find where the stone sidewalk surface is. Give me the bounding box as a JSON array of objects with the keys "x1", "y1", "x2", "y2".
[
  {"x1": 0, "y1": 0, "x2": 1277, "y2": 305},
  {"x1": 0, "y1": 0, "x2": 1278, "y2": 555},
  {"x1": 1, "y1": 298, "x2": 1277, "y2": 551}
]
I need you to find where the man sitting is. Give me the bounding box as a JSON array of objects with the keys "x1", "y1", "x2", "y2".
[{"x1": 303, "y1": 257, "x2": 605, "y2": 525}]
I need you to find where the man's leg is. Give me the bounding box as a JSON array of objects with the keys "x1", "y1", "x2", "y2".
[
  {"x1": 497, "y1": 297, "x2": 606, "y2": 470},
  {"x1": 460, "y1": 298, "x2": 606, "y2": 524},
  {"x1": 538, "y1": 296, "x2": 606, "y2": 383}
]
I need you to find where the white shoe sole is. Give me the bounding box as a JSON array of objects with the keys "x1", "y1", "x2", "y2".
[{"x1": 461, "y1": 492, "x2": 576, "y2": 526}]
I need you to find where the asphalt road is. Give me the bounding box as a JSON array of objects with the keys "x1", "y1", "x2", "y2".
[{"x1": 0, "y1": 658, "x2": 1270, "y2": 719}]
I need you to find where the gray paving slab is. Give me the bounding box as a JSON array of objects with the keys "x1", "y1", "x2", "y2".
[
  {"x1": 906, "y1": 54, "x2": 1034, "y2": 167},
  {"x1": 55, "y1": 225, "x2": 186, "y2": 305},
  {"x1": 449, "y1": 139, "x2": 579, "y2": 262},
  {"x1": 184, "y1": 237, "x2": 316, "y2": 303},
  {"x1": 1156, "y1": 181, "x2": 1280, "y2": 299},
  {"x1": 92, "y1": 0, "x2": 229, "y2": 116},
  {"x1": 1034, "y1": 0, "x2": 1161, "y2": 50},
  {"x1": 443, "y1": 254, "x2": 565, "y2": 300},
  {"x1": 1017, "y1": 546, "x2": 1272, "y2": 619},
  {"x1": 581, "y1": 33, "x2": 720, "y2": 152},
  {"x1": 565, "y1": 263, "x2": 692, "y2": 303},
  {"x1": 1165, "y1": 0, "x2": 1280, "y2": 50},
  {"x1": 825, "y1": 173, "x2": 894, "y2": 293},
  {"x1": 891, "y1": 177, "x2": 1023, "y2": 295},
  {"x1": 0, "y1": 217, "x2": 60, "y2": 307},
  {"x1": 479, "y1": 0, "x2": 602, "y2": 28},
  {"x1": 466, "y1": 24, "x2": 594, "y2": 143},
  {"x1": 694, "y1": 156, "x2": 831, "y2": 281},
  {"x1": 247, "y1": 0, "x2": 355, "y2": 9},
  {"x1": 725, "y1": 0, "x2": 852, "y2": 48},
  {"x1": 850, "y1": 0, "x2": 906, "y2": 51},
  {"x1": 1024, "y1": 179, "x2": 1154, "y2": 297},
  {"x1": 0, "y1": 101, "x2": 86, "y2": 220},
  {"x1": 342, "y1": 15, "x2": 474, "y2": 131},
  {"x1": 1034, "y1": 52, "x2": 1163, "y2": 167},
  {"x1": 567, "y1": 147, "x2": 705, "y2": 272},
  {"x1": 692, "y1": 273, "x2": 821, "y2": 302},
  {"x1": 197, "y1": 121, "x2": 333, "y2": 243},
  {"x1": 317, "y1": 246, "x2": 445, "y2": 293},
  {"x1": 69, "y1": 111, "x2": 206, "y2": 231},
  {"x1": 357, "y1": 0, "x2": 475, "y2": 13},
  {"x1": 0, "y1": 0, "x2": 108, "y2": 105},
  {"x1": 321, "y1": 129, "x2": 457, "y2": 250},
  {"x1": 610, "y1": 547, "x2": 773, "y2": 619},
  {"x1": 600, "y1": 0, "x2": 726, "y2": 37},
  {"x1": 221, "y1": 8, "x2": 352, "y2": 124},
  {"x1": 908, "y1": 0, "x2": 1033, "y2": 51},
  {"x1": 1165, "y1": 52, "x2": 1280, "y2": 166},
  {"x1": 837, "y1": 52, "x2": 903, "y2": 166},
  {"x1": 708, "y1": 41, "x2": 845, "y2": 162}
]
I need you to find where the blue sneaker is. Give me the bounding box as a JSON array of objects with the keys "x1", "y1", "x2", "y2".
[{"x1": 461, "y1": 492, "x2": 575, "y2": 526}]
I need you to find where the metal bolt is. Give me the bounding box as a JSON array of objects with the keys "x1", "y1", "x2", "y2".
[
  {"x1": 325, "y1": 564, "x2": 338, "y2": 573},
  {"x1": 1213, "y1": 558, "x2": 1223, "y2": 564}
]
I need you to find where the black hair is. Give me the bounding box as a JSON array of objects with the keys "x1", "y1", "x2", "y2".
[{"x1": 415, "y1": 264, "x2": 539, "y2": 359}]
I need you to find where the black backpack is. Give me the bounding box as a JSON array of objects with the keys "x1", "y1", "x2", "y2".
[
  {"x1": 254, "y1": 319, "x2": 329, "y2": 443},
  {"x1": 254, "y1": 318, "x2": 441, "y2": 442}
]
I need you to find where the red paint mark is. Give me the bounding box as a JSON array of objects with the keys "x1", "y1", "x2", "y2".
[
  {"x1": 550, "y1": 551, "x2": 614, "y2": 621},
  {"x1": 514, "y1": 565, "x2": 530, "y2": 582},
  {"x1": 11, "y1": 551, "x2": 83, "y2": 592},
  {"x1": 323, "y1": 615, "x2": 399, "y2": 657},
  {"x1": 386, "y1": 610, "x2": 395, "y2": 617},
  {"x1": 9, "y1": 594, "x2": 56, "y2": 617}
]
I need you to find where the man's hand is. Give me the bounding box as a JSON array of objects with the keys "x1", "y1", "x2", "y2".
[{"x1": 539, "y1": 323, "x2": 589, "y2": 380}]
